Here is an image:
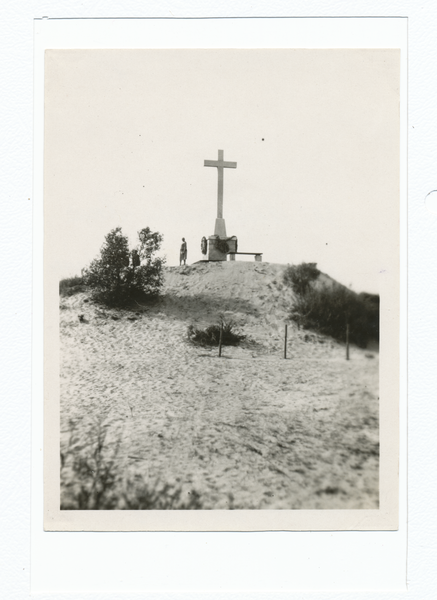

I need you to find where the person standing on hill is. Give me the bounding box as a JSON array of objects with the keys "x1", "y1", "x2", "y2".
[{"x1": 180, "y1": 238, "x2": 187, "y2": 266}]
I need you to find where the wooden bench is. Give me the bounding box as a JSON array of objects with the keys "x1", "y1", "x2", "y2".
[{"x1": 228, "y1": 252, "x2": 263, "y2": 262}]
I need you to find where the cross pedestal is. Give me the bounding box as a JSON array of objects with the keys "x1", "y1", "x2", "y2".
[
  {"x1": 214, "y1": 218, "x2": 227, "y2": 237},
  {"x1": 207, "y1": 235, "x2": 238, "y2": 261}
]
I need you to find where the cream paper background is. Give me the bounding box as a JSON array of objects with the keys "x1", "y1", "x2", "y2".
[{"x1": 33, "y1": 15, "x2": 406, "y2": 596}]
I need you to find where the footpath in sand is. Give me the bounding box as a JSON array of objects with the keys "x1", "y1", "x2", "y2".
[{"x1": 60, "y1": 262, "x2": 379, "y2": 509}]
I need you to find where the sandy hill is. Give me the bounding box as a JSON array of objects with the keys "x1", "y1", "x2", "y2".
[
  {"x1": 60, "y1": 261, "x2": 379, "y2": 510},
  {"x1": 161, "y1": 261, "x2": 339, "y2": 341},
  {"x1": 162, "y1": 261, "x2": 295, "y2": 339}
]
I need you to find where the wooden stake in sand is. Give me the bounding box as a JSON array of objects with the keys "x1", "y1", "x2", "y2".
[
  {"x1": 218, "y1": 322, "x2": 223, "y2": 357},
  {"x1": 284, "y1": 324, "x2": 288, "y2": 359},
  {"x1": 346, "y1": 322, "x2": 350, "y2": 360}
]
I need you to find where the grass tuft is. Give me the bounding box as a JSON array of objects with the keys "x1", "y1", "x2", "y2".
[
  {"x1": 187, "y1": 318, "x2": 245, "y2": 347},
  {"x1": 61, "y1": 420, "x2": 203, "y2": 510}
]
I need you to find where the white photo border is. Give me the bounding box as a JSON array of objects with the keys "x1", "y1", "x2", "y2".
[{"x1": 33, "y1": 14, "x2": 408, "y2": 596}]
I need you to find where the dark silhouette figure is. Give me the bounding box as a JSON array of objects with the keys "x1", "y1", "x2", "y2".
[{"x1": 180, "y1": 238, "x2": 187, "y2": 266}]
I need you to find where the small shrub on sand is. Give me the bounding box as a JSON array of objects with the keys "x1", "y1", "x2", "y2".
[
  {"x1": 59, "y1": 276, "x2": 86, "y2": 297},
  {"x1": 187, "y1": 318, "x2": 245, "y2": 347},
  {"x1": 61, "y1": 421, "x2": 203, "y2": 510}
]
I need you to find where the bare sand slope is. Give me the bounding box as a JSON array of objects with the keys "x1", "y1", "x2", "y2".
[{"x1": 60, "y1": 262, "x2": 379, "y2": 509}]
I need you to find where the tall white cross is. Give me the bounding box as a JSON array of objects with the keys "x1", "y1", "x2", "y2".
[{"x1": 204, "y1": 149, "x2": 237, "y2": 220}]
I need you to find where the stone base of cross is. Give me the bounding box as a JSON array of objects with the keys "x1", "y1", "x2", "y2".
[{"x1": 207, "y1": 235, "x2": 238, "y2": 261}]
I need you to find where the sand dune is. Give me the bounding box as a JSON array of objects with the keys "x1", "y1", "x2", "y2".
[{"x1": 60, "y1": 262, "x2": 379, "y2": 509}]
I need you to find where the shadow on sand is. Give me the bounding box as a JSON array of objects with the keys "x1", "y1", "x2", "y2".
[{"x1": 149, "y1": 292, "x2": 260, "y2": 322}]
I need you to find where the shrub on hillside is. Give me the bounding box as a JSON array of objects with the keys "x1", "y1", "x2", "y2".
[
  {"x1": 83, "y1": 227, "x2": 165, "y2": 307},
  {"x1": 283, "y1": 262, "x2": 320, "y2": 296},
  {"x1": 357, "y1": 292, "x2": 380, "y2": 342},
  {"x1": 61, "y1": 421, "x2": 203, "y2": 510},
  {"x1": 59, "y1": 276, "x2": 86, "y2": 297},
  {"x1": 187, "y1": 318, "x2": 245, "y2": 347},
  {"x1": 290, "y1": 283, "x2": 379, "y2": 348}
]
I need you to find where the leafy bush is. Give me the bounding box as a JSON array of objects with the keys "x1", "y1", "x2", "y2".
[
  {"x1": 284, "y1": 262, "x2": 378, "y2": 348},
  {"x1": 83, "y1": 227, "x2": 165, "y2": 307},
  {"x1": 290, "y1": 283, "x2": 379, "y2": 348},
  {"x1": 61, "y1": 420, "x2": 203, "y2": 510},
  {"x1": 59, "y1": 276, "x2": 86, "y2": 297},
  {"x1": 283, "y1": 262, "x2": 320, "y2": 296},
  {"x1": 187, "y1": 318, "x2": 245, "y2": 347}
]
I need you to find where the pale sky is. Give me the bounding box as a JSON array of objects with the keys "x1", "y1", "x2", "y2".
[{"x1": 45, "y1": 49, "x2": 399, "y2": 294}]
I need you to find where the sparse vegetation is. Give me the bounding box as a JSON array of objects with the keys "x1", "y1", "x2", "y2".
[
  {"x1": 61, "y1": 420, "x2": 203, "y2": 510},
  {"x1": 286, "y1": 263, "x2": 379, "y2": 348},
  {"x1": 83, "y1": 227, "x2": 165, "y2": 308},
  {"x1": 187, "y1": 318, "x2": 245, "y2": 347},
  {"x1": 59, "y1": 276, "x2": 86, "y2": 297},
  {"x1": 59, "y1": 260, "x2": 380, "y2": 510},
  {"x1": 283, "y1": 262, "x2": 320, "y2": 296}
]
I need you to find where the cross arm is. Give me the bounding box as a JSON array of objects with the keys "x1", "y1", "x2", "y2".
[{"x1": 204, "y1": 160, "x2": 237, "y2": 168}]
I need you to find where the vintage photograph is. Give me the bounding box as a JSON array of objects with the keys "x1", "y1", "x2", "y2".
[{"x1": 44, "y1": 49, "x2": 399, "y2": 526}]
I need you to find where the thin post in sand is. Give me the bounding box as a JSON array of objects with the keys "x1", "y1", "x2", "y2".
[
  {"x1": 346, "y1": 322, "x2": 350, "y2": 360},
  {"x1": 284, "y1": 324, "x2": 288, "y2": 359},
  {"x1": 218, "y1": 322, "x2": 223, "y2": 357}
]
